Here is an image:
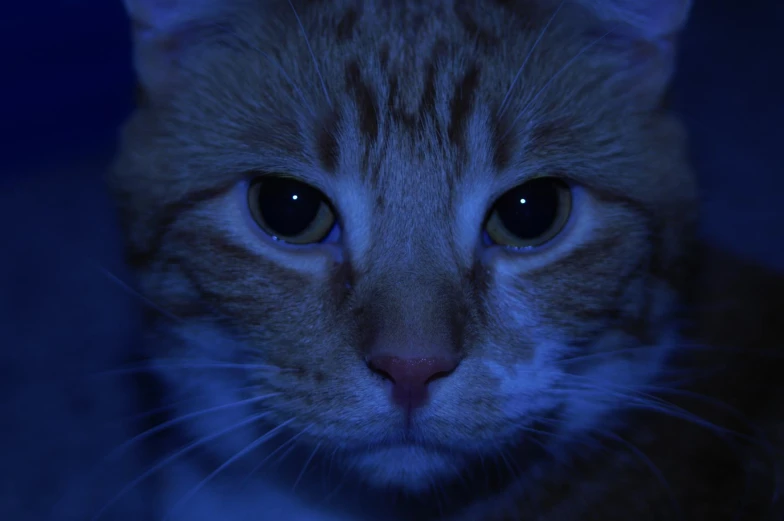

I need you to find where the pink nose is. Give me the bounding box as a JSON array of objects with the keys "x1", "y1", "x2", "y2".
[{"x1": 367, "y1": 356, "x2": 459, "y2": 409}]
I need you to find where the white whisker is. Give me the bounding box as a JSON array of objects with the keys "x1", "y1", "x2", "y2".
[
  {"x1": 497, "y1": 0, "x2": 566, "y2": 118},
  {"x1": 91, "y1": 261, "x2": 181, "y2": 322},
  {"x1": 95, "y1": 360, "x2": 285, "y2": 377},
  {"x1": 208, "y1": 21, "x2": 317, "y2": 118},
  {"x1": 163, "y1": 417, "x2": 297, "y2": 520},
  {"x1": 559, "y1": 377, "x2": 753, "y2": 443},
  {"x1": 502, "y1": 27, "x2": 616, "y2": 142},
  {"x1": 111, "y1": 393, "x2": 280, "y2": 462},
  {"x1": 594, "y1": 429, "x2": 681, "y2": 519},
  {"x1": 292, "y1": 440, "x2": 321, "y2": 492},
  {"x1": 241, "y1": 425, "x2": 313, "y2": 489},
  {"x1": 287, "y1": 0, "x2": 331, "y2": 107},
  {"x1": 111, "y1": 387, "x2": 255, "y2": 426},
  {"x1": 89, "y1": 410, "x2": 273, "y2": 521}
]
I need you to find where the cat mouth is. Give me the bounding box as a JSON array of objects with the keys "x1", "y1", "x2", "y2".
[
  {"x1": 359, "y1": 437, "x2": 470, "y2": 463},
  {"x1": 371, "y1": 440, "x2": 448, "y2": 452},
  {"x1": 347, "y1": 441, "x2": 465, "y2": 489},
  {"x1": 342, "y1": 430, "x2": 458, "y2": 458}
]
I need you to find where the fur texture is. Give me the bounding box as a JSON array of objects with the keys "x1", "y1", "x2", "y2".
[{"x1": 105, "y1": 0, "x2": 782, "y2": 519}]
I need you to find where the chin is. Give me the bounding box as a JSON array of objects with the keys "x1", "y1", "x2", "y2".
[{"x1": 348, "y1": 444, "x2": 467, "y2": 492}]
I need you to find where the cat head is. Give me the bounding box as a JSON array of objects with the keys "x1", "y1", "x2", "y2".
[{"x1": 111, "y1": 0, "x2": 696, "y2": 493}]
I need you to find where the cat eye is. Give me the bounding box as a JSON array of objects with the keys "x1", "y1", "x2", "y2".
[
  {"x1": 485, "y1": 177, "x2": 572, "y2": 249},
  {"x1": 247, "y1": 176, "x2": 336, "y2": 244}
]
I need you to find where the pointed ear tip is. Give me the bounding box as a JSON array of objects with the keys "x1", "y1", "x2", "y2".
[
  {"x1": 662, "y1": 1, "x2": 694, "y2": 35},
  {"x1": 122, "y1": 0, "x2": 150, "y2": 21},
  {"x1": 121, "y1": 0, "x2": 145, "y2": 11}
]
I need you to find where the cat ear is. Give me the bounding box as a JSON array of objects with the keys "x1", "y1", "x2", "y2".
[
  {"x1": 122, "y1": 0, "x2": 226, "y2": 94},
  {"x1": 571, "y1": 0, "x2": 692, "y2": 104},
  {"x1": 576, "y1": 0, "x2": 692, "y2": 40}
]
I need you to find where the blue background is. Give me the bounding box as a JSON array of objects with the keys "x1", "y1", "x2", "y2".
[{"x1": 0, "y1": 0, "x2": 782, "y2": 519}]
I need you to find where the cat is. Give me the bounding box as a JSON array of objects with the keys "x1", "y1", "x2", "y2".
[{"x1": 103, "y1": 0, "x2": 784, "y2": 519}]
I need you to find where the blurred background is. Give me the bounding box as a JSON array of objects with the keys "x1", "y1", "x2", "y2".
[{"x1": 0, "y1": 0, "x2": 782, "y2": 519}]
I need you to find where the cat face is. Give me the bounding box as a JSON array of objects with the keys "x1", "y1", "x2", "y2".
[{"x1": 112, "y1": 0, "x2": 695, "y2": 493}]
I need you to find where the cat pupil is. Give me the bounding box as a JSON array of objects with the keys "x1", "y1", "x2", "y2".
[
  {"x1": 495, "y1": 178, "x2": 564, "y2": 240},
  {"x1": 257, "y1": 177, "x2": 323, "y2": 237}
]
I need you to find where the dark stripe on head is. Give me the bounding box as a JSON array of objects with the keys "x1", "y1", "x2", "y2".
[
  {"x1": 316, "y1": 108, "x2": 340, "y2": 173},
  {"x1": 384, "y1": 39, "x2": 448, "y2": 135},
  {"x1": 345, "y1": 60, "x2": 379, "y2": 146},
  {"x1": 453, "y1": 4, "x2": 500, "y2": 47},
  {"x1": 335, "y1": 7, "x2": 359, "y2": 42},
  {"x1": 386, "y1": 74, "x2": 415, "y2": 132},
  {"x1": 418, "y1": 40, "x2": 448, "y2": 122},
  {"x1": 419, "y1": 60, "x2": 438, "y2": 121},
  {"x1": 491, "y1": 109, "x2": 515, "y2": 170},
  {"x1": 378, "y1": 44, "x2": 390, "y2": 72},
  {"x1": 447, "y1": 64, "x2": 481, "y2": 153}
]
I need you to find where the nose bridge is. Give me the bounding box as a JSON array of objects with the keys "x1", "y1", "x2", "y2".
[
  {"x1": 369, "y1": 174, "x2": 455, "y2": 267},
  {"x1": 358, "y1": 183, "x2": 465, "y2": 356},
  {"x1": 363, "y1": 267, "x2": 465, "y2": 360},
  {"x1": 361, "y1": 267, "x2": 466, "y2": 411},
  {"x1": 373, "y1": 225, "x2": 450, "y2": 271}
]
